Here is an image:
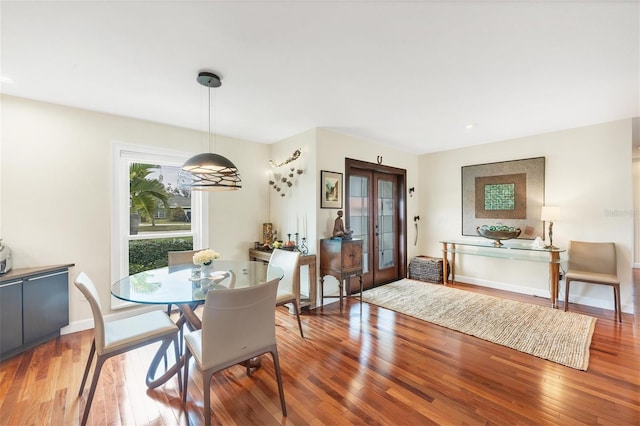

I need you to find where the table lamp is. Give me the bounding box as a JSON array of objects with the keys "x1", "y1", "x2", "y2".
[{"x1": 540, "y1": 206, "x2": 561, "y2": 249}]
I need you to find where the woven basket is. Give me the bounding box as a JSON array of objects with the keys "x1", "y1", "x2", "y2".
[{"x1": 408, "y1": 256, "x2": 449, "y2": 283}]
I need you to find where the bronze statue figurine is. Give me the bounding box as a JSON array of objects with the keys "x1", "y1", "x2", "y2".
[{"x1": 332, "y1": 210, "x2": 353, "y2": 239}]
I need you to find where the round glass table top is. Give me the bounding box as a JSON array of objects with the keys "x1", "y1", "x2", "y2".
[{"x1": 111, "y1": 260, "x2": 283, "y2": 305}]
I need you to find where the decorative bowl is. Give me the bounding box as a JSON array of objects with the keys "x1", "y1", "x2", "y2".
[{"x1": 477, "y1": 225, "x2": 521, "y2": 247}]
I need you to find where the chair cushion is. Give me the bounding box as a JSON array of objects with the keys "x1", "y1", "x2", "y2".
[
  {"x1": 102, "y1": 310, "x2": 178, "y2": 356},
  {"x1": 566, "y1": 270, "x2": 619, "y2": 286},
  {"x1": 184, "y1": 329, "x2": 205, "y2": 368}
]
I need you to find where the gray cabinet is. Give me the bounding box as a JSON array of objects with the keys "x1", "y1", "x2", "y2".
[
  {"x1": 0, "y1": 264, "x2": 73, "y2": 360},
  {"x1": 0, "y1": 279, "x2": 23, "y2": 354}
]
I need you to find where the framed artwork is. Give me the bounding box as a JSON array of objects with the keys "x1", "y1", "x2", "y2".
[
  {"x1": 320, "y1": 170, "x2": 343, "y2": 209},
  {"x1": 461, "y1": 157, "x2": 545, "y2": 239}
]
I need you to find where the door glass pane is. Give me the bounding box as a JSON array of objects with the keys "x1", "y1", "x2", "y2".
[
  {"x1": 378, "y1": 178, "x2": 395, "y2": 270},
  {"x1": 349, "y1": 175, "x2": 369, "y2": 274}
]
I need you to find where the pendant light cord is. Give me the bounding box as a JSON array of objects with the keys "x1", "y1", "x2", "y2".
[{"x1": 208, "y1": 85, "x2": 212, "y2": 154}]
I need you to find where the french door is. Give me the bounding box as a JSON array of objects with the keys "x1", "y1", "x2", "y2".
[{"x1": 346, "y1": 159, "x2": 407, "y2": 290}]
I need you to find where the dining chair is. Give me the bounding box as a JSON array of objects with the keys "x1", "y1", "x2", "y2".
[
  {"x1": 564, "y1": 240, "x2": 622, "y2": 322},
  {"x1": 167, "y1": 249, "x2": 199, "y2": 313},
  {"x1": 74, "y1": 272, "x2": 182, "y2": 426},
  {"x1": 181, "y1": 278, "x2": 287, "y2": 425},
  {"x1": 268, "y1": 249, "x2": 304, "y2": 338}
]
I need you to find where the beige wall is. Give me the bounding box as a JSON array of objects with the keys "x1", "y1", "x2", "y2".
[
  {"x1": 2, "y1": 94, "x2": 635, "y2": 328},
  {"x1": 1, "y1": 95, "x2": 270, "y2": 329},
  {"x1": 419, "y1": 119, "x2": 635, "y2": 312}
]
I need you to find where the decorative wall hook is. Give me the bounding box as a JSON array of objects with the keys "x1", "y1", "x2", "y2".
[
  {"x1": 409, "y1": 187, "x2": 415, "y2": 197},
  {"x1": 376, "y1": 155, "x2": 383, "y2": 165}
]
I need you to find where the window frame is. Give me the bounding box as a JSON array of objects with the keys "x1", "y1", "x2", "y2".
[{"x1": 111, "y1": 142, "x2": 208, "y2": 308}]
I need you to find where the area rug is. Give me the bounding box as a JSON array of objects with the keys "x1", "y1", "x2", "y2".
[{"x1": 361, "y1": 279, "x2": 597, "y2": 370}]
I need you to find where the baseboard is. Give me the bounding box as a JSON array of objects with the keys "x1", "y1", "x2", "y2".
[
  {"x1": 453, "y1": 274, "x2": 633, "y2": 314},
  {"x1": 453, "y1": 274, "x2": 550, "y2": 299}
]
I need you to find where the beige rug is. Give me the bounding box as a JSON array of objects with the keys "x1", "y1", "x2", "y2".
[{"x1": 361, "y1": 279, "x2": 597, "y2": 370}]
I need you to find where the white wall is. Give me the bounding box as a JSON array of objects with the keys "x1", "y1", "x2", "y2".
[
  {"x1": 419, "y1": 119, "x2": 634, "y2": 312},
  {"x1": 1, "y1": 95, "x2": 270, "y2": 328}
]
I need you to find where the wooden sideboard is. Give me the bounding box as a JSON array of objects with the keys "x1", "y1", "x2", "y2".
[
  {"x1": 0, "y1": 263, "x2": 74, "y2": 360},
  {"x1": 248, "y1": 249, "x2": 318, "y2": 310},
  {"x1": 319, "y1": 238, "x2": 363, "y2": 312}
]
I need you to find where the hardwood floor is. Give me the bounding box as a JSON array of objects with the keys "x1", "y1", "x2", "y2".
[{"x1": 1, "y1": 279, "x2": 638, "y2": 425}]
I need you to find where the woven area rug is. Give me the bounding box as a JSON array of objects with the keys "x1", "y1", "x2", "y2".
[{"x1": 362, "y1": 279, "x2": 597, "y2": 370}]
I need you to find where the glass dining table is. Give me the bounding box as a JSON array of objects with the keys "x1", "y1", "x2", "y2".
[{"x1": 111, "y1": 260, "x2": 283, "y2": 388}]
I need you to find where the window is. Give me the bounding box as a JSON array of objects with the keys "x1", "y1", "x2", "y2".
[{"x1": 111, "y1": 143, "x2": 208, "y2": 309}]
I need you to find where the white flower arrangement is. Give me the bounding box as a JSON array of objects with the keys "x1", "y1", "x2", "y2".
[{"x1": 192, "y1": 249, "x2": 220, "y2": 265}]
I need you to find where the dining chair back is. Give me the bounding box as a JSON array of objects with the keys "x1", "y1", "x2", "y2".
[
  {"x1": 182, "y1": 278, "x2": 287, "y2": 425},
  {"x1": 268, "y1": 249, "x2": 304, "y2": 338},
  {"x1": 564, "y1": 240, "x2": 621, "y2": 322},
  {"x1": 168, "y1": 249, "x2": 199, "y2": 266},
  {"x1": 167, "y1": 249, "x2": 199, "y2": 319},
  {"x1": 74, "y1": 272, "x2": 181, "y2": 426}
]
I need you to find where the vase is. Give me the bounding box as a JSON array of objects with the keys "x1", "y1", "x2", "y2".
[{"x1": 201, "y1": 260, "x2": 214, "y2": 277}]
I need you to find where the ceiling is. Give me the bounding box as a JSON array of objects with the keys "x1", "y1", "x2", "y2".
[{"x1": 1, "y1": 1, "x2": 638, "y2": 155}]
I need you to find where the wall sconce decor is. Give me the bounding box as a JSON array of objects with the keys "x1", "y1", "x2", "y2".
[{"x1": 269, "y1": 149, "x2": 303, "y2": 197}]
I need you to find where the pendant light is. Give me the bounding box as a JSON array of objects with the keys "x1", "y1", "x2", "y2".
[{"x1": 178, "y1": 71, "x2": 242, "y2": 191}]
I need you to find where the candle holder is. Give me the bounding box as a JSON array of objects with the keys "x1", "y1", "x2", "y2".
[{"x1": 300, "y1": 237, "x2": 308, "y2": 255}]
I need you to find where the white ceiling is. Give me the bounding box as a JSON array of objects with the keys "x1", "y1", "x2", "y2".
[{"x1": 1, "y1": 1, "x2": 638, "y2": 154}]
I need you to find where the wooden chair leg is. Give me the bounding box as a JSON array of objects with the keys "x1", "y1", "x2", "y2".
[
  {"x1": 79, "y1": 340, "x2": 96, "y2": 395},
  {"x1": 80, "y1": 356, "x2": 106, "y2": 426},
  {"x1": 614, "y1": 285, "x2": 622, "y2": 323},
  {"x1": 564, "y1": 279, "x2": 571, "y2": 312},
  {"x1": 292, "y1": 301, "x2": 304, "y2": 338},
  {"x1": 172, "y1": 335, "x2": 182, "y2": 394},
  {"x1": 270, "y1": 349, "x2": 287, "y2": 417},
  {"x1": 203, "y1": 371, "x2": 215, "y2": 426},
  {"x1": 182, "y1": 349, "x2": 191, "y2": 403}
]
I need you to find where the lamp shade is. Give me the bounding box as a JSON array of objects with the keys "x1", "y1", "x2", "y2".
[
  {"x1": 540, "y1": 206, "x2": 561, "y2": 221},
  {"x1": 178, "y1": 153, "x2": 242, "y2": 191}
]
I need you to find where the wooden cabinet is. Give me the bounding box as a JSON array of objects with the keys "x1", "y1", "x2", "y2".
[
  {"x1": 319, "y1": 238, "x2": 363, "y2": 312},
  {"x1": 0, "y1": 264, "x2": 73, "y2": 360}
]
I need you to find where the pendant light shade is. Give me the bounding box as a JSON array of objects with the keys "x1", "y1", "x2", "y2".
[{"x1": 178, "y1": 71, "x2": 242, "y2": 191}]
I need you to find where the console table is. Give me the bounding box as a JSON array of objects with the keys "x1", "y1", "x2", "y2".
[
  {"x1": 248, "y1": 248, "x2": 318, "y2": 310},
  {"x1": 440, "y1": 240, "x2": 564, "y2": 308}
]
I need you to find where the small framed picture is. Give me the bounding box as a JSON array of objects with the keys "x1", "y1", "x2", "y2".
[{"x1": 320, "y1": 170, "x2": 343, "y2": 209}]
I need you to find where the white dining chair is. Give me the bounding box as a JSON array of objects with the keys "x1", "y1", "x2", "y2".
[
  {"x1": 181, "y1": 278, "x2": 287, "y2": 425},
  {"x1": 74, "y1": 272, "x2": 181, "y2": 426},
  {"x1": 269, "y1": 249, "x2": 304, "y2": 338}
]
